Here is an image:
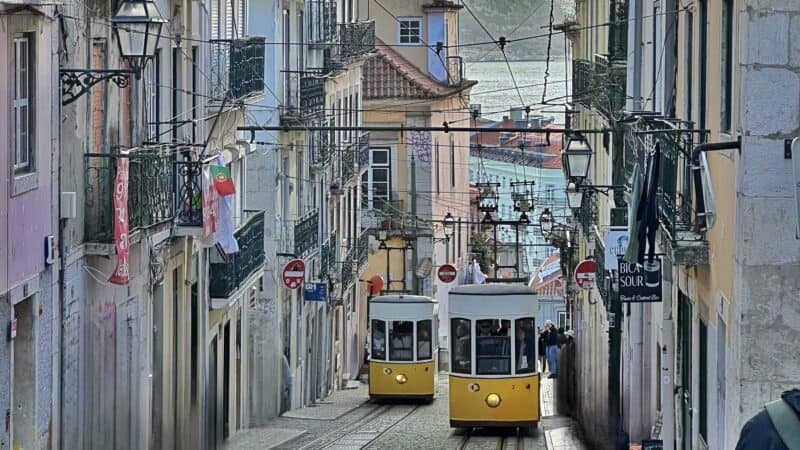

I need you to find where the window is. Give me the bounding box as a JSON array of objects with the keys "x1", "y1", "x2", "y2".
[
  {"x1": 398, "y1": 18, "x2": 422, "y2": 45},
  {"x1": 417, "y1": 320, "x2": 432, "y2": 360},
  {"x1": 684, "y1": 11, "x2": 693, "y2": 122},
  {"x1": 545, "y1": 184, "x2": 555, "y2": 203},
  {"x1": 191, "y1": 46, "x2": 198, "y2": 142},
  {"x1": 451, "y1": 318, "x2": 471, "y2": 374},
  {"x1": 172, "y1": 48, "x2": 181, "y2": 142},
  {"x1": 699, "y1": 0, "x2": 708, "y2": 134},
  {"x1": 720, "y1": 0, "x2": 733, "y2": 133},
  {"x1": 515, "y1": 318, "x2": 536, "y2": 374},
  {"x1": 371, "y1": 319, "x2": 386, "y2": 360},
  {"x1": 362, "y1": 148, "x2": 390, "y2": 209},
  {"x1": 434, "y1": 139, "x2": 440, "y2": 194},
  {"x1": 476, "y1": 319, "x2": 511, "y2": 375},
  {"x1": 389, "y1": 321, "x2": 413, "y2": 361},
  {"x1": 558, "y1": 311, "x2": 568, "y2": 329},
  {"x1": 13, "y1": 34, "x2": 33, "y2": 174}
]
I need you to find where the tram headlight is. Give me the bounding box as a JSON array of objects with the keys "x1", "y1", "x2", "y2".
[
  {"x1": 395, "y1": 374, "x2": 408, "y2": 384},
  {"x1": 485, "y1": 393, "x2": 501, "y2": 408}
]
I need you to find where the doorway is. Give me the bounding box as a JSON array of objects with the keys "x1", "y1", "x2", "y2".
[
  {"x1": 678, "y1": 291, "x2": 693, "y2": 450},
  {"x1": 208, "y1": 337, "x2": 219, "y2": 450},
  {"x1": 11, "y1": 296, "x2": 35, "y2": 450},
  {"x1": 223, "y1": 322, "x2": 231, "y2": 439}
]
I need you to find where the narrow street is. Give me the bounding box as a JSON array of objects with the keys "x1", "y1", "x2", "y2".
[{"x1": 225, "y1": 376, "x2": 588, "y2": 450}]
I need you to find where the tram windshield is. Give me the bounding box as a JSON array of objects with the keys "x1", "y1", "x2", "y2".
[
  {"x1": 451, "y1": 318, "x2": 471, "y2": 374},
  {"x1": 476, "y1": 319, "x2": 511, "y2": 375},
  {"x1": 389, "y1": 321, "x2": 413, "y2": 361},
  {"x1": 515, "y1": 318, "x2": 536, "y2": 374},
  {"x1": 417, "y1": 320, "x2": 432, "y2": 360},
  {"x1": 371, "y1": 319, "x2": 386, "y2": 360}
]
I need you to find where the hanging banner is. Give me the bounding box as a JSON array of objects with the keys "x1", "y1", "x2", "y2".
[
  {"x1": 618, "y1": 258, "x2": 663, "y2": 303},
  {"x1": 200, "y1": 162, "x2": 220, "y2": 247},
  {"x1": 109, "y1": 157, "x2": 131, "y2": 285},
  {"x1": 604, "y1": 229, "x2": 629, "y2": 271}
]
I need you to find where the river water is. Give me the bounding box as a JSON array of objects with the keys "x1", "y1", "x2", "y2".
[{"x1": 464, "y1": 60, "x2": 568, "y2": 123}]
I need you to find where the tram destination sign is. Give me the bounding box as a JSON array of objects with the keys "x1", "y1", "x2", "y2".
[{"x1": 618, "y1": 258, "x2": 662, "y2": 303}]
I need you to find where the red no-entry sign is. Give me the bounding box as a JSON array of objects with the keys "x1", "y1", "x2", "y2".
[
  {"x1": 574, "y1": 259, "x2": 596, "y2": 290},
  {"x1": 438, "y1": 264, "x2": 458, "y2": 283},
  {"x1": 282, "y1": 259, "x2": 306, "y2": 289}
]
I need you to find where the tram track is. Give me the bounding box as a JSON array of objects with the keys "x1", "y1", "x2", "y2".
[
  {"x1": 456, "y1": 428, "x2": 525, "y2": 450},
  {"x1": 299, "y1": 402, "x2": 419, "y2": 450}
]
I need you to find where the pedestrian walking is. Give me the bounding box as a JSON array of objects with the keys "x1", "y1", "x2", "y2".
[
  {"x1": 545, "y1": 321, "x2": 560, "y2": 378},
  {"x1": 557, "y1": 330, "x2": 577, "y2": 417},
  {"x1": 538, "y1": 327, "x2": 547, "y2": 373},
  {"x1": 735, "y1": 388, "x2": 800, "y2": 450},
  {"x1": 557, "y1": 327, "x2": 566, "y2": 348}
]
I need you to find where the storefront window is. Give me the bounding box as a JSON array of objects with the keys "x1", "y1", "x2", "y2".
[
  {"x1": 371, "y1": 319, "x2": 386, "y2": 360},
  {"x1": 515, "y1": 318, "x2": 536, "y2": 374},
  {"x1": 451, "y1": 318, "x2": 472, "y2": 374},
  {"x1": 417, "y1": 319, "x2": 432, "y2": 360},
  {"x1": 389, "y1": 321, "x2": 413, "y2": 361},
  {"x1": 476, "y1": 319, "x2": 511, "y2": 375}
]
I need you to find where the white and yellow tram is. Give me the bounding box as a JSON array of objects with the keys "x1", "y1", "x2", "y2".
[
  {"x1": 448, "y1": 284, "x2": 540, "y2": 429},
  {"x1": 368, "y1": 295, "x2": 439, "y2": 401}
]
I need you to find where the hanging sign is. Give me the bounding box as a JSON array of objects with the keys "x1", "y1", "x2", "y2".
[
  {"x1": 109, "y1": 157, "x2": 131, "y2": 285},
  {"x1": 604, "y1": 229, "x2": 629, "y2": 271},
  {"x1": 282, "y1": 259, "x2": 306, "y2": 289},
  {"x1": 574, "y1": 259, "x2": 596, "y2": 290},
  {"x1": 303, "y1": 282, "x2": 327, "y2": 301},
  {"x1": 437, "y1": 264, "x2": 458, "y2": 283},
  {"x1": 618, "y1": 258, "x2": 663, "y2": 303}
]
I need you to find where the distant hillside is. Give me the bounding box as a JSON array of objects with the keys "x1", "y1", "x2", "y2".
[{"x1": 458, "y1": 0, "x2": 573, "y2": 61}]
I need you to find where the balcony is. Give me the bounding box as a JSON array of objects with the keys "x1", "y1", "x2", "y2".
[
  {"x1": 300, "y1": 76, "x2": 326, "y2": 113},
  {"x1": 356, "y1": 229, "x2": 370, "y2": 272},
  {"x1": 308, "y1": 1, "x2": 337, "y2": 45},
  {"x1": 320, "y1": 231, "x2": 337, "y2": 278},
  {"x1": 210, "y1": 37, "x2": 265, "y2": 102},
  {"x1": 577, "y1": 193, "x2": 598, "y2": 239},
  {"x1": 594, "y1": 237, "x2": 609, "y2": 304},
  {"x1": 341, "y1": 140, "x2": 357, "y2": 181},
  {"x1": 341, "y1": 249, "x2": 355, "y2": 291},
  {"x1": 84, "y1": 149, "x2": 174, "y2": 244},
  {"x1": 173, "y1": 156, "x2": 210, "y2": 230},
  {"x1": 294, "y1": 209, "x2": 320, "y2": 256},
  {"x1": 311, "y1": 125, "x2": 333, "y2": 168},
  {"x1": 621, "y1": 117, "x2": 707, "y2": 265},
  {"x1": 357, "y1": 132, "x2": 371, "y2": 170},
  {"x1": 447, "y1": 56, "x2": 463, "y2": 86},
  {"x1": 325, "y1": 21, "x2": 375, "y2": 70},
  {"x1": 209, "y1": 210, "x2": 266, "y2": 299},
  {"x1": 572, "y1": 57, "x2": 626, "y2": 121}
]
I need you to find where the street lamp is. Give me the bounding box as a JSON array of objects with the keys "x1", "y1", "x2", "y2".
[
  {"x1": 562, "y1": 138, "x2": 592, "y2": 180},
  {"x1": 443, "y1": 212, "x2": 456, "y2": 240},
  {"x1": 111, "y1": 0, "x2": 167, "y2": 76},
  {"x1": 566, "y1": 182, "x2": 584, "y2": 209},
  {"x1": 60, "y1": 0, "x2": 166, "y2": 105},
  {"x1": 539, "y1": 208, "x2": 554, "y2": 235}
]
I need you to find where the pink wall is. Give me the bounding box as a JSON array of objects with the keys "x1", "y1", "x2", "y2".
[{"x1": 0, "y1": 13, "x2": 56, "y2": 293}]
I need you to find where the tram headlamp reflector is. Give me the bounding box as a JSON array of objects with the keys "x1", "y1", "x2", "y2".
[
  {"x1": 383, "y1": 368, "x2": 392, "y2": 375},
  {"x1": 395, "y1": 374, "x2": 408, "y2": 384},
  {"x1": 486, "y1": 393, "x2": 501, "y2": 408}
]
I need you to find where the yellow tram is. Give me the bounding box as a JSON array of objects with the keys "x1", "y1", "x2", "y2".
[
  {"x1": 448, "y1": 284, "x2": 540, "y2": 429},
  {"x1": 368, "y1": 295, "x2": 439, "y2": 401}
]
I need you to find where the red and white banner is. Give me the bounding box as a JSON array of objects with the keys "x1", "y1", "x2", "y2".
[
  {"x1": 109, "y1": 157, "x2": 131, "y2": 285},
  {"x1": 200, "y1": 162, "x2": 220, "y2": 247}
]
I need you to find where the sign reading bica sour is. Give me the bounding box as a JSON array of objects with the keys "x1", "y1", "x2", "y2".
[{"x1": 618, "y1": 258, "x2": 662, "y2": 303}]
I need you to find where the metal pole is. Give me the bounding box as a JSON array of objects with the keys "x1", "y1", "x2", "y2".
[{"x1": 410, "y1": 154, "x2": 418, "y2": 294}]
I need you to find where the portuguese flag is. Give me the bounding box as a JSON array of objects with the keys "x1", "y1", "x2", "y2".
[{"x1": 210, "y1": 165, "x2": 236, "y2": 196}]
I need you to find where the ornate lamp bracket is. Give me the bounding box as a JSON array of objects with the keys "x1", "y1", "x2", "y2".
[{"x1": 60, "y1": 69, "x2": 137, "y2": 106}]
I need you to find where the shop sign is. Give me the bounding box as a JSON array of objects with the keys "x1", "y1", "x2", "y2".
[
  {"x1": 604, "y1": 229, "x2": 629, "y2": 271},
  {"x1": 618, "y1": 258, "x2": 662, "y2": 303},
  {"x1": 303, "y1": 282, "x2": 327, "y2": 301}
]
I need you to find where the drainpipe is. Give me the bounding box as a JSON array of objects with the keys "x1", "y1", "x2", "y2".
[{"x1": 691, "y1": 137, "x2": 741, "y2": 229}]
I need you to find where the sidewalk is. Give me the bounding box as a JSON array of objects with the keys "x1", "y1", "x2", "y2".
[
  {"x1": 540, "y1": 377, "x2": 589, "y2": 450},
  {"x1": 224, "y1": 381, "x2": 369, "y2": 450}
]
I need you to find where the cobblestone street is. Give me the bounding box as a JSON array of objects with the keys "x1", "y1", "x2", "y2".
[{"x1": 225, "y1": 375, "x2": 588, "y2": 450}]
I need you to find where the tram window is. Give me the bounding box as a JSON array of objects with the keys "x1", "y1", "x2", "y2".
[
  {"x1": 417, "y1": 320, "x2": 432, "y2": 360},
  {"x1": 476, "y1": 319, "x2": 511, "y2": 375},
  {"x1": 515, "y1": 318, "x2": 536, "y2": 374},
  {"x1": 389, "y1": 321, "x2": 413, "y2": 361},
  {"x1": 371, "y1": 319, "x2": 386, "y2": 360},
  {"x1": 451, "y1": 318, "x2": 471, "y2": 374}
]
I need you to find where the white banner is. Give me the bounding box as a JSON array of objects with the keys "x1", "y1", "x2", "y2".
[{"x1": 603, "y1": 229, "x2": 629, "y2": 271}]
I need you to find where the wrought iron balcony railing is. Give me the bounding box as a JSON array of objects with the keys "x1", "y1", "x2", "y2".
[
  {"x1": 341, "y1": 140, "x2": 357, "y2": 181},
  {"x1": 594, "y1": 237, "x2": 609, "y2": 304},
  {"x1": 210, "y1": 37, "x2": 265, "y2": 101},
  {"x1": 173, "y1": 157, "x2": 207, "y2": 228},
  {"x1": 341, "y1": 249, "x2": 354, "y2": 290},
  {"x1": 325, "y1": 21, "x2": 375, "y2": 69},
  {"x1": 311, "y1": 124, "x2": 332, "y2": 167},
  {"x1": 447, "y1": 56, "x2": 464, "y2": 86},
  {"x1": 320, "y1": 230, "x2": 337, "y2": 278},
  {"x1": 577, "y1": 192, "x2": 598, "y2": 239},
  {"x1": 84, "y1": 149, "x2": 175, "y2": 243},
  {"x1": 572, "y1": 57, "x2": 626, "y2": 121},
  {"x1": 356, "y1": 229, "x2": 370, "y2": 271},
  {"x1": 294, "y1": 209, "x2": 320, "y2": 256},
  {"x1": 300, "y1": 76, "x2": 326, "y2": 114},
  {"x1": 357, "y1": 131, "x2": 371, "y2": 170},
  {"x1": 308, "y1": 1, "x2": 337, "y2": 44},
  {"x1": 209, "y1": 210, "x2": 266, "y2": 298}
]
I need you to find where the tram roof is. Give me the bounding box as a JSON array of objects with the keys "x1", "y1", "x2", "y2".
[
  {"x1": 449, "y1": 284, "x2": 537, "y2": 296},
  {"x1": 370, "y1": 294, "x2": 437, "y2": 304}
]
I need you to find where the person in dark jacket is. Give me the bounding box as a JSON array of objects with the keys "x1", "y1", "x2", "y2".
[
  {"x1": 545, "y1": 321, "x2": 560, "y2": 378},
  {"x1": 557, "y1": 330, "x2": 576, "y2": 417},
  {"x1": 537, "y1": 328, "x2": 547, "y2": 373},
  {"x1": 557, "y1": 327, "x2": 566, "y2": 347},
  {"x1": 735, "y1": 388, "x2": 800, "y2": 450}
]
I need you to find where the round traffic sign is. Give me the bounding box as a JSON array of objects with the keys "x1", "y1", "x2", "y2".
[
  {"x1": 438, "y1": 264, "x2": 458, "y2": 283},
  {"x1": 282, "y1": 259, "x2": 306, "y2": 289},
  {"x1": 574, "y1": 259, "x2": 596, "y2": 290}
]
